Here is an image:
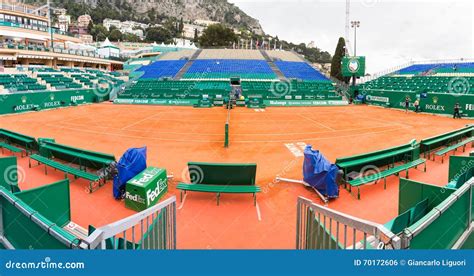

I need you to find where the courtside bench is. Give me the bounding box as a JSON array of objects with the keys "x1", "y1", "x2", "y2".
[
  {"x1": 348, "y1": 159, "x2": 426, "y2": 199},
  {"x1": 40, "y1": 141, "x2": 116, "y2": 170},
  {"x1": 29, "y1": 154, "x2": 103, "y2": 193},
  {"x1": 434, "y1": 137, "x2": 474, "y2": 163},
  {"x1": 336, "y1": 140, "x2": 418, "y2": 180},
  {"x1": 420, "y1": 125, "x2": 473, "y2": 160},
  {"x1": 177, "y1": 162, "x2": 261, "y2": 206},
  {"x1": 0, "y1": 142, "x2": 25, "y2": 157},
  {"x1": 0, "y1": 128, "x2": 37, "y2": 154}
]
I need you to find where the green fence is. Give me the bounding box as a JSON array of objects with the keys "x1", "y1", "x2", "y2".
[
  {"x1": 448, "y1": 156, "x2": 474, "y2": 182},
  {"x1": 402, "y1": 179, "x2": 472, "y2": 249},
  {"x1": 15, "y1": 180, "x2": 71, "y2": 227},
  {"x1": 398, "y1": 178, "x2": 454, "y2": 215},
  {"x1": 0, "y1": 157, "x2": 19, "y2": 193},
  {"x1": 363, "y1": 90, "x2": 474, "y2": 117},
  {"x1": 0, "y1": 183, "x2": 79, "y2": 249},
  {"x1": 0, "y1": 89, "x2": 103, "y2": 115}
]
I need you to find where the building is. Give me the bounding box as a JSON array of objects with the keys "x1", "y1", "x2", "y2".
[
  {"x1": 103, "y1": 18, "x2": 121, "y2": 30},
  {"x1": 0, "y1": 2, "x2": 122, "y2": 70},
  {"x1": 57, "y1": 14, "x2": 71, "y2": 33},
  {"x1": 193, "y1": 19, "x2": 220, "y2": 27},
  {"x1": 183, "y1": 23, "x2": 204, "y2": 39},
  {"x1": 79, "y1": 34, "x2": 93, "y2": 44},
  {"x1": 97, "y1": 37, "x2": 120, "y2": 59},
  {"x1": 53, "y1": 8, "x2": 67, "y2": 16},
  {"x1": 77, "y1": 14, "x2": 92, "y2": 28},
  {"x1": 103, "y1": 19, "x2": 147, "y2": 40}
]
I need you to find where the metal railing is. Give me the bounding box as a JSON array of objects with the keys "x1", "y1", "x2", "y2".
[
  {"x1": 296, "y1": 197, "x2": 401, "y2": 249},
  {"x1": 80, "y1": 196, "x2": 177, "y2": 250}
]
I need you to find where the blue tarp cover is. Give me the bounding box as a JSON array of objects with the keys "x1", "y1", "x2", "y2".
[
  {"x1": 113, "y1": 147, "x2": 147, "y2": 199},
  {"x1": 303, "y1": 145, "x2": 339, "y2": 198}
]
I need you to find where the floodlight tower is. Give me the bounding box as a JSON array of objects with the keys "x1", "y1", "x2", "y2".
[
  {"x1": 350, "y1": 20, "x2": 360, "y2": 87},
  {"x1": 345, "y1": 0, "x2": 352, "y2": 56}
]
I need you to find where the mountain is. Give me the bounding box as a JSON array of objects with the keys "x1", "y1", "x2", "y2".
[{"x1": 45, "y1": 0, "x2": 264, "y2": 34}]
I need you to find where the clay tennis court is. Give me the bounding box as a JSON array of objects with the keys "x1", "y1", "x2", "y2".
[{"x1": 1, "y1": 103, "x2": 472, "y2": 249}]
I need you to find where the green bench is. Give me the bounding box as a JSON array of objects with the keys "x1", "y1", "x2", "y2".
[
  {"x1": 29, "y1": 154, "x2": 103, "y2": 193},
  {"x1": 336, "y1": 140, "x2": 418, "y2": 180},
  {"x1": 384, "y1": 198, "x2": 429, "y2": 234},
  {"x1": 40, "y1": 141, "x2": 115, "y2": 170},
  {"x1": 0, "y1": 128, "x2": 37, "y2": 154},
  {"x1": 177, "y1": 162, "x2": 260, "y2": 206},
  {"x1": 420, "y1": 126, "x2": 473, "y2": 159},
  {"x1": 434, "y1": 137, "x2": 474, "y2": 163},
  {"x1": 348, "y1": 159, "x2": 426, "y2": 199},
  {"x1": 0, "y1": 142, "x2": 25, "y2": 157}
]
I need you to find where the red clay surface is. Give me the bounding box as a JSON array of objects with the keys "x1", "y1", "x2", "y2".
[{"x1": 0, "y1": 103, "x2": 472, "y2": 249}]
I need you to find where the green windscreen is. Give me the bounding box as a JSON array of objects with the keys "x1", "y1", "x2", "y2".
[
  {"x1": 0, "y1": 157, "x2": 19, "y2": 193},
  {"x1": 16, "y1": 180, "x2": 71, "y2": 227}
]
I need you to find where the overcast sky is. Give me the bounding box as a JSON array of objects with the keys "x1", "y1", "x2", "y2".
[{"x1": 228, "y1": 0, "x2": 473, "y2": 74}]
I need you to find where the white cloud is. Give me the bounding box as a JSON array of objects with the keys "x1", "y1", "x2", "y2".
[{"x1": 229, "y1": 0, "x2": 473, "y2": 74}]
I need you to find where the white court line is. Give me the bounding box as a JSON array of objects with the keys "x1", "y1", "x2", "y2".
[
  {"x1": 44, "y1": 123, "x2": 408, "y2": 144},
  {"x1": 284, "y1": 143, "x2": 304, "y2": 157},
  {"x1": 256, "y1": 201, "x2": 262, "y2": 221},
  {"x1": 178, "y1": 194, "x2": 187, "y2": 210},
  {"x1": 296, "y1": 142, "x2": 307, "y2": 151},
  {"x1": 298, "y1": 114, "x2": 336, "y2": 131},
  {"x1": 120, "y1": 112, "x2": 164, "y2": 130},
  {"x1": 49, "y1": 121, "x2": 396, "y2": 136}
]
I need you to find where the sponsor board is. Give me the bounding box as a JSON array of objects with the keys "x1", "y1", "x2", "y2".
[
  {"x1": 114, "y1": 98, "x2": 198, "y2": 106},
  {"x1": 366, "y1": 95, "x2": 390, "y2": 103},
  {"x1": 264, "y1": 100, "x2": 348, "y2": 106},
  {"x1": 364, "y1": 90, "x2": 474, "y2": 117},
  {"x1": 1, "y1": 89, "x2": 97, "y2": 115}
]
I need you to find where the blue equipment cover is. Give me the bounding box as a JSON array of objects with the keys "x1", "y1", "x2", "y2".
[
  {"x1": 113, "y1": 147, "x2": 147, "y2": 199},
  {"x1": 303, "y1": 145, "x2": 339, "y2": 198}
]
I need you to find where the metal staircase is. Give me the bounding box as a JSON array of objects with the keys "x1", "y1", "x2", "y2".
[
  {"x1": 173, "y1": 49, "x2": 203, "y2": 80},
  {"x1": 260, "y1": 50, "x2": 286, "y2": 81}
]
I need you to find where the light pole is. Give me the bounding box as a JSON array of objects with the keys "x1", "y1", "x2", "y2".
[
  {"x1": 351, "y1": 20, "x2": 360, "y2": 56},
  {"x1": 47, "y1": 0, "x2": 54, "y2": 49},
  {"x1": 350, "y1": 20, "x2": 360, "y2": 87}
]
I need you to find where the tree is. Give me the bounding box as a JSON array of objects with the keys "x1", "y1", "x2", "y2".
[
  {"x1": 145, "y1": 27, "x2": 173, "y2": 43},
  {"x1": 330, "y1": 37, "x2": 349, "y2": 83},
  {"x1": 123, "y1": 33, "x2": 141, "y2": 42},
  {"x1": 193, "y1": 28, "x2": 199, "y2": 42},
  {"x1": 109, "y1": 29, "x2": 123, "y2": 41},
  {"x1": 147, "y1": 8, "x2": 156, "y2": 23},
  {"x1": 87, "y1": 21, "x2": 94, "y2": 34},
  {"x1": 199, "y1": 24, "x2": 237, "y2": 47},
  {"x1": 178, "y1": 18, "x2": 184, "y2": 34},
  {"x1": 90, "y1": 24, "x2": 108, "y2": 41}
]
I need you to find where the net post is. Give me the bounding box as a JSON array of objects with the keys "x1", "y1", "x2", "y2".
[{"x1": 224, "y1": 122, "x2": 229, "y2": 148}]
